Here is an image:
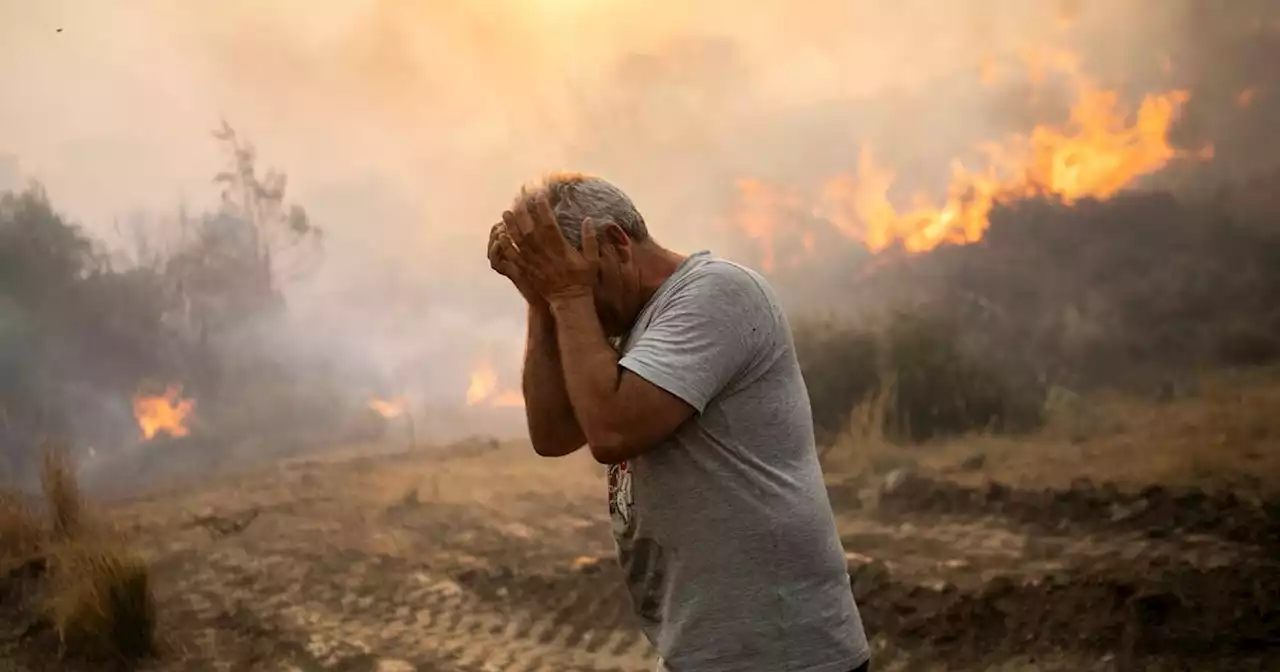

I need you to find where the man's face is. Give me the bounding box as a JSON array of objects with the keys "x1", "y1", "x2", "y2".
[
  {"x1": 593, "y1": 284, "x2": 634, "y2": 338},
  {"x1": 589, "y1": 227, "x2": 640, "y2": 338}
]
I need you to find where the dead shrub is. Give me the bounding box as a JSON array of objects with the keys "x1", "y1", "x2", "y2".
[
  {"x1": 0, "y1": 443, "x2": 159, "y2": 664},
  {"x1": 0, "y1": 491, "x2": 43, "y2": 566},
  {"x1": 46, "y1": 541, "x2": 156, "y2": 661},
  {"x1": 820, "y1": 380, "x2": 919, "y2": 483},
  {"x1": 0, "y1": 492, "x2": 45, "y2": 605},
  {"x1": 40, "y1": 442, "x2": 82, "y2": 538}
]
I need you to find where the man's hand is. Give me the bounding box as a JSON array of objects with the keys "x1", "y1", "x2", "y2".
[
  {"x1": 488, "y1": 221, "x2": 544, "y2": 307},
  {"x1": 503, "y1": 195, "x2": 598, "y2": 302}
]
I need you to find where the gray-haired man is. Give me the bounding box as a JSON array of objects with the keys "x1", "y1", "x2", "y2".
[{"x1": 486, "y1": 173, "x2": 870, "y2": 672}]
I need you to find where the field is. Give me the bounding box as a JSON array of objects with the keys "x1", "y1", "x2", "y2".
[{"x1": 1, "y1": 370, "x2": 1278, "y2": 672}]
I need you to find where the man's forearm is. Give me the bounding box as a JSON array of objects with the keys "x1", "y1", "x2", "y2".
[
  {"x1": 522, "y1": 304, "x2": 586, "y2": 456},
  {"x1": 547, "y1": 292, "x2": 627, "y2": 455}
]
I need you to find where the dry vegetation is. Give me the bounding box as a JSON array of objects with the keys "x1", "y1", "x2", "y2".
[
  {"x1": 0, "y1": 493, "x2": 42, "y2": 572},
  {"x1": 822, "y1": 365, "x2": 1280, "y2": 501},
  {"x1": 45, "y1": 542, "x2": 155, "y2": 661},
  {"x1": 0, "y1": 444, "x2": 155, "y2": 666},
  {"x1": 793, "y1": 177, "x2": 1280, "y2": 510}
]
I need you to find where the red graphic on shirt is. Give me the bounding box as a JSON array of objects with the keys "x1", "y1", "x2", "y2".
[{"x1": 607, "y1": 460, "x2": 634, "y2": 533}]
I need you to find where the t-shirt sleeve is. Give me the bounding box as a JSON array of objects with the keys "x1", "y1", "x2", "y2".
[{"x1": 618, "y1": 264, "x2": 772, "y2": 414}]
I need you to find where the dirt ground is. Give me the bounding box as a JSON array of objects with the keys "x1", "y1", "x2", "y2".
[{"x1": 3, "y1": 419, "x2": 1278, "y2": 671}]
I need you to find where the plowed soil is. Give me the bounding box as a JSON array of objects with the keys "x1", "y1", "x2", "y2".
[{"x1": 3, "y1": 439, "x2": 1277, "y2": 671}]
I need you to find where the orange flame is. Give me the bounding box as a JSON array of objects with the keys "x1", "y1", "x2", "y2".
[
  {"x1": 466, "y1": 360, "x2": 525, "y2": 408},
  {"x1": 368, "y1": 397, "x2": 406, "y2": 418},
  {"x1": 132, "y1": 386, "x2": 195, "y2": 440},
  {"x1": 733, "y1": 178, "x2": 804, "y2": 273},
  {"x1": 735, "y1": 52, "x2": 1198, "y2": 256}
]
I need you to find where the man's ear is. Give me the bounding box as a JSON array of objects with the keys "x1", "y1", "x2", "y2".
[{"x1": 599, "y1": 221, "x2": 633, "y2": 263}]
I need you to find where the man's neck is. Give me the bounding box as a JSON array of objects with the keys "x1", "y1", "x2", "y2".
[{"x1": 634, "y1": 242, "x2": 687, "y2": 306}]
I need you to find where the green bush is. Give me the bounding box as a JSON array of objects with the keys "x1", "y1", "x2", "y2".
[
  {"x1": 795, "y1": 309, "x2": 1045, "y2": 444},
  {"x1": 883, "y1": 311, "x2": 1043, "y2": 441},
  {"x1": 793, "y1": 320, "x2": 879, "y2": 444},
  {"x1": 1215, "y1": 324, "x2": 1280, "y2": 367}
]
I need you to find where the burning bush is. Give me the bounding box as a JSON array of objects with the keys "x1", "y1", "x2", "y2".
[
  {"x1": 926, "y1": 188, "x2": 1280, "y2": 385},
  {"x1": 0, "y1": 124, "x2": 357, "y2": 488},
  {"x1": 793, "y1": 174, "x2": 1280, "y2": 448}
]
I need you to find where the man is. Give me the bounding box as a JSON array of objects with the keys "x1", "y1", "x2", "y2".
[{"x1": 486, "y1": 173, "x2": 870, "y2": 672}]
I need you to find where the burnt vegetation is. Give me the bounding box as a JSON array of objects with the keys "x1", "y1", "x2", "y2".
[
  {"x1": 795, "y1": 179, "x2": 1280, "y2": 444},
  {"x1": 0, "y1": 125, "x2": 380, "y2": 665},
  {"x1": 785, "y1": 0, "x2": 1280, "y2": 446},
  {"x1": 0, "y1": 124, "x2": 386, "y2": 492}
]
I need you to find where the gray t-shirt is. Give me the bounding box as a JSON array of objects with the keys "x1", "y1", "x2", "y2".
[{"x1": 610, "y1": 251, "x2": 869, "y2": 672}]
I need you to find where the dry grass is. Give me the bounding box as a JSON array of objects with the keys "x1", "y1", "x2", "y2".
[
  {"x1": 41, "y1": 442, "x2": 82, "y2": 538},
  {"x1": 0, "y1": 443, "x2": 157, "y2": 663},
  {"x1": 0, "y1": 490, "x2": 43, "y2": 572},
  {"x1": 46, "y1": 540, "x2": 156, "y2": 660},
  {"x1": 823, "y1": 366, "x2": 1280, "y2": 500},
  {"x1": 41, "y1": 444, "x2": 156, "y2": 661},
  {"x1": 820, "y1": 377, "x2": 917, "y2": 481}
]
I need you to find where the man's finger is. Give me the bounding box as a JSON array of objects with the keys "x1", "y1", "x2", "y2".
[
  {"x1": 490, "y1": 244, "x2": 517, "y2": 272},
  {"x1": 492, "y1": 244, "x2": 525, "y2": 280},
  {"x1": 502, "y1": 210, "x2": 527, "y2": 245},
  {"x1": 488, "y1": 237, "x2": 503, "y2": 268},
  {"x1": 510, "y1": 201, "x2": 536, "y2": 240},
  {"x1": 496, "y1": 233, "x2": 522, "y2": 264},
  {"x1": 533, "y1": 194, "x2": 561, "y2": 237},
  {"x1": 496, "y1": 259, "x2": 522, "y2": 280},
  {"x1": 580, "y1": 218, "x2": 600, "y2": 265}
]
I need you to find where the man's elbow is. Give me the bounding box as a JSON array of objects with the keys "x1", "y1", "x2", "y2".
[
  {"x1": 529, "y1": 433, "x2": 583, "y2": 458},
  {"x1": 526, "y1": 412, "x2": 586, "y2": 457},
  {"x1": 585, "y1": 429, "x2": 645, "y2": 465}
]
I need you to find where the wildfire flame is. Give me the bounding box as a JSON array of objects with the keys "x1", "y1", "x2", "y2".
[
  {"x1": 132, "y1": 386, "x2": 195, "y2": 441},
  {"x1": 735, "y1": 49, "x2": 1204, "y2": 260},
  {"x1": 466, "y1": 360, "x2": 525, "y2": 408},
  {"x1": 368, "y1": 397, "x2": 406, "y2": 419}
]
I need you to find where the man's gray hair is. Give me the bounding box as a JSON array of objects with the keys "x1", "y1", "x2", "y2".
[{"x1": 514, "y1": 173, "x2": 650, "y2": 249}]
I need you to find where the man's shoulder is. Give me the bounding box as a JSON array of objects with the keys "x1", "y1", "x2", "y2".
[
  {"x1": 661, "y1": 255, "x2": 783, "y2": 342},
  {"x1": 675, "y1": 254, "x2": 773, "y2": 300}
]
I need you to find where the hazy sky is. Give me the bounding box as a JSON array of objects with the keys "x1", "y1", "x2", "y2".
[{"x1": 0, "y1": 0, "x2": 1234, "y2": 415}]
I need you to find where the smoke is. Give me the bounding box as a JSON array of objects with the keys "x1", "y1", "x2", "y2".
[{"x1": 1, "y1": 0, "x2": 1278, "y2": 455}]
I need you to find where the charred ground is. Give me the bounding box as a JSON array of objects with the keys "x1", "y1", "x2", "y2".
[{"x1": 2, "y1": 386, "x2": 1276, "y2": 672}]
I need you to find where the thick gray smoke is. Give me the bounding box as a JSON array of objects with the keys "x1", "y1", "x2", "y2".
[{"x1": 0, "y1": 0, "x2": 1277, "y2": 487}]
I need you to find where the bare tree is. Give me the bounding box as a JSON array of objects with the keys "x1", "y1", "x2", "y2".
[{"x1": 210, "y1": 120, "x2": 323, "y2": 292}]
